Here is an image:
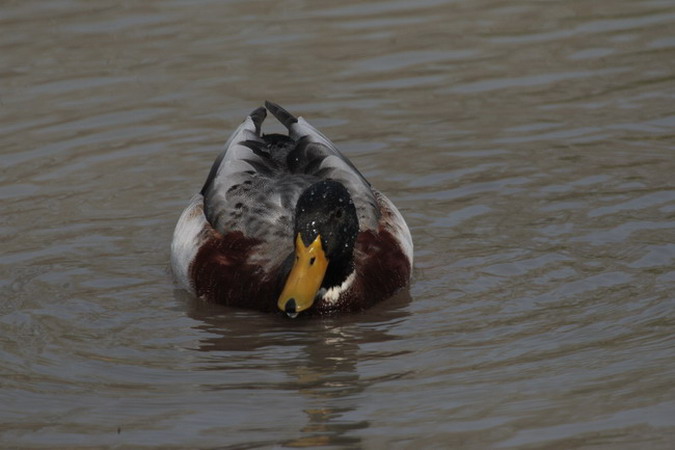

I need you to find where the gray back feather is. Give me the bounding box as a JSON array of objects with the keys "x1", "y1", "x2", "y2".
[{"x1": 201, "y1": 103, "x2": 381, "y2": 267}]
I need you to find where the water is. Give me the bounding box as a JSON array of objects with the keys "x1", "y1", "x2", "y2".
[{"x1": 2, "y1": 0, "x2": 674, "y2": 447}]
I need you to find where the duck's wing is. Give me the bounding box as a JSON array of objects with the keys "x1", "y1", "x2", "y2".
[
  {"x1": 200, "y1": 107, "x2": 299, "y2": 243},
  {"x1": 266, "y1": 101, "x2": 380, "y2": 230},
  {"x1": 200, "y1": 106, "x2": 266, "y2": 198}
]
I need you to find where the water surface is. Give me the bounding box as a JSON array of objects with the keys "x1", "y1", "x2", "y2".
[{"x1": 1, "y1": 0, "x2": 674, "y2": 447}]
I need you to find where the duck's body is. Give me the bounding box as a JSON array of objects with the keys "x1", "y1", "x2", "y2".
[{"x1": 171, "y1": 102, "x2": 412, "y2": 317}]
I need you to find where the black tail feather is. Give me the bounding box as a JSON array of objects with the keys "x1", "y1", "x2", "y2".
[
  {"x1": 249, "y1": 106, "x2": 267, "y2": 135},
  {"x1": 265, "y1": 101, "x2": 298, "y2": 129}
]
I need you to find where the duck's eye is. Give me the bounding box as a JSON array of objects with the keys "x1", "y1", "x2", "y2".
[
  {"x1": 309, "y1": 257, "x2": 316, "y2": 265},
  {"x1": 335, "y1": 209, "x2": 343, "y2": 219}
]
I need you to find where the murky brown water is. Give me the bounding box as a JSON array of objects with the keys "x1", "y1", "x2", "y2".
[{"x1": 2, "y1": 0, "x2": 674, "y2": 447}]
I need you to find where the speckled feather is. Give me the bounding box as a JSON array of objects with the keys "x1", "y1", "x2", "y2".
[{"x1": 200, "y1": 102, "x2": 380, "y2": 270}]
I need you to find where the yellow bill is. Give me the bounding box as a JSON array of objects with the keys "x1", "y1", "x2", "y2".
[{"x1": 278, "y1": 233, "x2": 329, "y2": 316}]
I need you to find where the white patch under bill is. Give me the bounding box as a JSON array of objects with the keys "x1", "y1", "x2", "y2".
[
  {"x1": 170, "y1": 194, "x2": 208, "y2": 294},
  {"x1": 320, "y1": 271, "x2": 356, "y2": 305}
]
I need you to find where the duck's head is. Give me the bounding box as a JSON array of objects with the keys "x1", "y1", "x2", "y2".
[{"x1": 278, "y1": 180, "x2": 359, "y2": 317}]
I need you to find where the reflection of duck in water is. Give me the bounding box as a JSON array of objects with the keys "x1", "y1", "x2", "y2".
[
  {"x1": 182, "y1": 291, "x2": 412, "y2": 446},
  {"x1": 171, "y1": 102, "x2": 413, "y2": 317}
]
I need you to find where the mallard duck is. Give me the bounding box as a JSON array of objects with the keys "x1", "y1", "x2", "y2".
[{"x1": 171, "y1": 102, "x2": 413, "y2": 317}]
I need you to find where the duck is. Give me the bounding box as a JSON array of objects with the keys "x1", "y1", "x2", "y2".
[{"x1": 171, "y1": 101, "x2": 413, "y2": 317}]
